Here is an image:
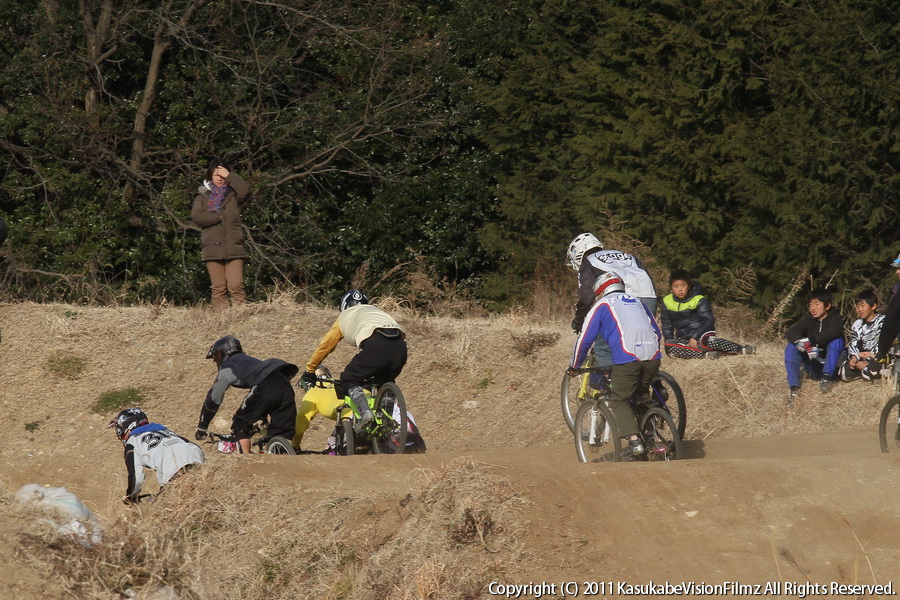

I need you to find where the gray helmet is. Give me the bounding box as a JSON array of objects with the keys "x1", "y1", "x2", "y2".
[
  {"x1": 108, "y1": 407, "x2": 149, "y2": 444},
  {"x1": 339, "y1": 289, "x2": 369, "y2": 312},
  {"x1": 206, "y1": 335, "x2": 243, "y2": 366}
]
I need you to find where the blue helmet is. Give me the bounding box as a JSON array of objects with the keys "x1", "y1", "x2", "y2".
[{"x1": 339, "y1": 289, "x2": 369, "y2": 312}]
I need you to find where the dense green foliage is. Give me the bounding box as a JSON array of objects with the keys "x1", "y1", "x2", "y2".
[
  {"x1": 461, "y1": 0, "x2": 899, "y2": 309},
  {"x1": 0, "y1": 0, "x2": 897, "y2": 315}
]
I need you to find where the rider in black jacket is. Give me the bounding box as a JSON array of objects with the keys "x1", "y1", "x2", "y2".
[{"x1": 195, "y1": 335, "x2": 298, "y2": 454}]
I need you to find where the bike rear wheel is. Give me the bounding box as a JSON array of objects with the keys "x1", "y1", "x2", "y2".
[
  {"x1": 640, "y1": 407, "x2": 682, "y2": 461},
  {"x1": 878, "y1": 394, "x2": 900, "y2": 453},
  {"x1": 650, "y1": 371, "x2": 687, "y2": 440},
  {"x1": 574, "y1": 400, "x2": 621, "y2": 463},
  {"x1": 371, "y1": 382, "x2": 408, "y2": 454},
  {"x1": 265, "y1": 436, "x2": 296, "y2": 455}
]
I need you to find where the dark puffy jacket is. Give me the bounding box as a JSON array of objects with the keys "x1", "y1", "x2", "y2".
[
  {"x1": 784, "y1": 310, "x2": 844, "y2": 348},
  {"x1": 660, "y1": 281, "x2": 715, "y2": 341},
  {"x1": 190, "y1": 173, "x2": 251, "y2": 262}
]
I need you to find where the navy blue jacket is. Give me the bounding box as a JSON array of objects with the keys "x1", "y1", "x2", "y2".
[{"x1": 660, "y1": 282, "x2": 715, "y2": 341}]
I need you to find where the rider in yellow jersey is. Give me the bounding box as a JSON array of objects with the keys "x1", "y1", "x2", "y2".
[{"x1": 300, "y1": 290, "x2": 407, "y2": 434}]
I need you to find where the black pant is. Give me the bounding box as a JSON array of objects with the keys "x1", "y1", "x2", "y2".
[
  {"x1": 337, "y1": 332, "x2": 407, "y2": 397},
  {"x1": 231, "y1": 373, "x2": 297, "y2": 441}
]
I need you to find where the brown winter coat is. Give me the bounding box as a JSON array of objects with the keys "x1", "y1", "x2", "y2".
[{"x1": 190, "y1": 173, "x2": 251, "y2": 262}]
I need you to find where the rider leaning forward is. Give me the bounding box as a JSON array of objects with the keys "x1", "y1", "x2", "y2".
[
  {"x1": 195, "y1": 336, "x2": 299, "y2": 454},
  {"x1": 300, "y1": 290, "x2": 407, "y2": 433}
]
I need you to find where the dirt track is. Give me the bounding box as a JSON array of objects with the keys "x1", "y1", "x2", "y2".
[
  {"x1": 229, "y1": 431, "x2": 900, "y2": 594},
  {"x1": 1, "y1": 302, "x2": 897, "y2": 598}
]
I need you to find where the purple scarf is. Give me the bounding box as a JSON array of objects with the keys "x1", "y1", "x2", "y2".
[{"x1": 207, "y1": 183, "x2": 230, "y2": 213}]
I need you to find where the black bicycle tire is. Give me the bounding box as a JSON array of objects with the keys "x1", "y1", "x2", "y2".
[
  {"x1": 371, "y1": 382, "x2": 409, "y2": 454},
  {"x1": 574, "y1": 400, "x2": 620, "y2": 463},
  {"x1": 340, "y1": 419, "x2": 356, "y2": 456},
  {"x1": 265, "y1": 436, "x2": 296, "y2": 455},
  {"x1": 640, "y1": 407, "x2": 683, "y2": 461},
  {"x1": 652, "y1": 371, "x2": 687, "y2": 440},
  {"x1": 878, "y1": 394, "x2": 900, "y2": 453}
]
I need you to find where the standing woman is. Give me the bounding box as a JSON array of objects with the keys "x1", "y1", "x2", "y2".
[{"x1": 191, "y1": 158, "x2": 251, "y2": 309}]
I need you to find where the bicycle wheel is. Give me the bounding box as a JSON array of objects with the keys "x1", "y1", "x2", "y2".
[
  {"x1": 562, "y1": 370, "x2": 594, "y2": 433},
  {"x1": 265, "y1": 436, "x2": 296, "y2": 455},
  {"x1": 650, "y1": 371, "x2": 687, "y2": 440},
  {"x1": 371, "y1": 382, "x2": 408, "y2": 455},
  {"x1": 640, "y1": 407, "x2": 682, "y2": 461},
  {"x1": 878, "y1": 395, "x2": 900, "y2": 453},
  {"x1": 574, "y1": 400, "x2": 622, "y2": 463},
  {"x1": 338, "y1": 420, "x2": 356, "y2": 456}
]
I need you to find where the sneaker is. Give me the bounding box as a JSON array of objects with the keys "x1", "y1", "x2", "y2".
[
  {"x1": 818, "y1": 379, "x2": 833, "y2": 393},
  {"x1": 742, "y1": 345, "x2": 757, "y2": 355},
  {"x1": 620, "y1": 438, "x2": 645, "y2": 460},
  {"x1": 353, "y1": 409, "x2": 374, "y2": 434},
  {"x1": 786, "y1": 387, "x2": 799, "y2": 408}
]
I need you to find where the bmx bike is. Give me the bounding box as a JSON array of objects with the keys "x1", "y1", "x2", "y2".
[
  {"x1": 574, "y1": 387, "x2": 683, "y2": 463},
  {"x1": 562, "y1": 353, "x2": 687, "y2": 439},
  {"x1": 306, "y1": 378, "x2": 409, "y2": 456}
]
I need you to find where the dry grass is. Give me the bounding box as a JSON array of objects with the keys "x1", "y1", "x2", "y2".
[
  {"x1": 13, "y1": 459, "x2": 529, "y2": 600},
  {"x1": 1, "y1": 295, "x2": 896, "y2": 598}
]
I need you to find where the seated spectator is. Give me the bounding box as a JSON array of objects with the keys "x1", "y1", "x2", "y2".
[
  {"x1": 840, "y1": 290, "x2": 884, "y2": 382},
  {"x1": 661, "y1": 269, "x2": 756, "y2": 359},
  {"x1": 784, "y1": 287, "x2": 846, "y2": 407}
]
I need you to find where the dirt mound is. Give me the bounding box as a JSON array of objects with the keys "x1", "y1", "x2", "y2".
[{"x1": 0, "y1": 301, "x2": 897, "y2": 598}]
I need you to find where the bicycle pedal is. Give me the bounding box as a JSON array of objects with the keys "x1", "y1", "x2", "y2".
[{"x1": 649, "y1": 443, "x2": 670, "y2": 455}]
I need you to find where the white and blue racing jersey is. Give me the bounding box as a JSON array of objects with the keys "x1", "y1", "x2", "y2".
[{"x1": 571, "y1": 292, "x2": 661, "y2": 368}]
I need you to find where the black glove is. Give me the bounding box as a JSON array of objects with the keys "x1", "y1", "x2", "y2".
[
  {"x1": 571, "y1": 319, "x2": 582, "y2": 333},
  {"x1": 566, "y1": 367, "x2": 580, "y2": 378},
  {"x1": 300, "y1": 370, "x2": 318, "y2": 386},
  {"x1": 194, "y1": 428, "x2": 208, "y2": 441}
]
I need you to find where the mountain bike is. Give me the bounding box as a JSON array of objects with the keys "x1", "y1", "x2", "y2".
[
  {"x1": 574, "y1": 388, "x2": 683, "y2": 463},
  {"x1": 307, "y1": 378, "x2": 408, "y2": 456},
  {"x1": 207, "y1": 421, "x2": 295, "y2": 455},
  {"x1": 562, "y1": 354, "x2": 686, "y2": 439}
]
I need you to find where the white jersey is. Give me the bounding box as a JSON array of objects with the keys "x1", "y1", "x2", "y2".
[
  {"x1": 125, "y1": 426, "x2": 204, "y2": 497},
  {"x1": 847, "y1": 314, "x2": 884, "y2": 358},
  {"x1": 585, "y1": 250, "x2": 656, "y2": 298}
]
